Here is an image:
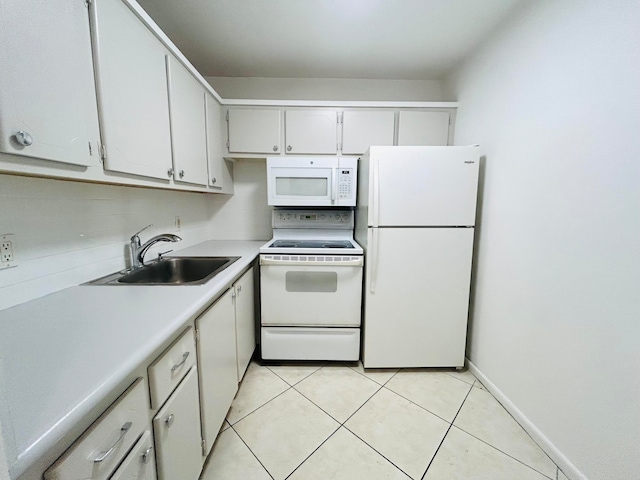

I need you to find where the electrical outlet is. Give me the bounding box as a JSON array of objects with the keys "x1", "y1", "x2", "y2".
[{"x1": 1, "y1": 233, "x2": 17, "y2": 269}]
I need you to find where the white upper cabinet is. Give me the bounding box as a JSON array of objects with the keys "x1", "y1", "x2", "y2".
[
  {"x1": 166, "y1": 56, "x2": 208, "y2": 186},
  {"x1": 397, "y1": 111, "x2": 451, "y2": 146},
  {"x1": 90, "y1": 0, "x2": 173, "y2": 180},
  {"x1": 0, "y1": 1, "x2": 100, "y2": 166},
  {"x1": 227, "y1": 108, "x2": 281, "y2": 154},
  {"x1": 285, "y1": 109, "x2": 338, "y2": 154},
  {"x1": 205, "y1": 94, "x2": 224, "y2": 189},
  {"x1": 341, "y1": 110, "x2": 395, "y2": 155}
]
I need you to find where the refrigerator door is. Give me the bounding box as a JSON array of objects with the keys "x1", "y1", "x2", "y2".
[
  {"x1": 365, "y1": 146, "x2": 479, "y2": 227},
  {"x1": 363, "y1": 227, "x2": 474, "y2": 368}
]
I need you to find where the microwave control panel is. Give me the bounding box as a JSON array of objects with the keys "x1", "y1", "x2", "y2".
[{"x1": 338, "y1": 169, "x2": 354, "y2": 199}]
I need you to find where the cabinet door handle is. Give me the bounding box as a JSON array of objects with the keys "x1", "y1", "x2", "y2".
[
  {"x1": 273, "y1": 145, "x2": 278, "y2": 152},
  {"x1": 211, "y1": 177, "x2": 217, "y2": 185},
  {"x1": 170, "y1": 352, "x2": 189, "y2": 372},
  {"x1": 237, "y1": 285, "x2": 242, "y2": 294},
  {"x1": 179, "y1": 170, "x2": 185, "y2": 178},
  {"x1": 15, "y1": 131, "x2": 33, "y2": 146},
  {"x1": 165, "y1": 414, "x2": 174, "y2": 428},
  {"x1": 167, "y1": 168, "x2": 174, "y2": 178},
  {"x1": 287, "y1": 145, "x2": 292, "y2": 152},
  {"x1": 93, "y1": 421, "x2": 132, "y2": 463},
  {"x1": 141, "y1": 446, "x2": 153, "y2": 464}
]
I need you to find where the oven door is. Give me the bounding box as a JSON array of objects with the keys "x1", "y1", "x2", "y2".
[{"x1": 260, "y1": 255, "x2": 363, "y2": 326}]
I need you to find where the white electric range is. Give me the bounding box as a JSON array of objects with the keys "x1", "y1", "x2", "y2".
[{"x1": 259, "y1": 209, "x2": 363, "y2": 361}]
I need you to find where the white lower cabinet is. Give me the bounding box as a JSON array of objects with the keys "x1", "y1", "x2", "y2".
[
  {"x1": 196, "y1": 288, "x2": 238, "y2": 457},
  {"x1": 234, "y1": 267, "x2": 256, "y2": 381},
  {"x1": 109, "y1": 430, "x2": 156, "y2": 480},
  {"x1": 44, "y1": 378, "x2": 149, "y2": 480},
  {"x1": 152, "y1": 367, "x2": 203, "y2": 480}
]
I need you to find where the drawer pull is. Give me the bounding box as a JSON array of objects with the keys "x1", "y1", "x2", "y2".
[
  {"x1": 170, "y1": 352, "x2": 190, "y2": 372},
  {"x1": 141, "y1": 446, "x2": 153, "y2": 464},
  {"x1": 93, "y1": 421, "x2": 132, "y2": 463}
]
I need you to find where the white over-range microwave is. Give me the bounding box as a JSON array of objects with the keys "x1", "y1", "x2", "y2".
[{"x1": 266, "y1": 157, "x2": 358, "y2": 207}]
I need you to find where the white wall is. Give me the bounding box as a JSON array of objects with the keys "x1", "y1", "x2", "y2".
[
  {"x1": 207, "y1": 159, "x2": 273, "y2": 241},
  {"x1": 447, "y1": 1, "x2": 640, "y2": 479},
  {"x1": 207, "y1": 76, "x2": 446, "y2": 101}
]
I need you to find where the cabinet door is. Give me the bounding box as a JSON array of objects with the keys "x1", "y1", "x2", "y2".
[
  {"x1": 341, "y1": 110, "x2": 395, "y2": 155},
  {"x1": 227, "y1": 108, "x2": 281, "y2": 154},
  {"x1": 153, "y1": 367, "x2": 202, "y2": 480},
  {"x1": 234, "y1": 267, "x2": 256, "y2": 381},
  {"x1": 166, "y1": 56, "x2": 208, "y2": 186},
  {"x1": 0, "y1": 1, "x2": 100, "y2": 166},
  {"x1": 205, "y1": 94, "x2": 224, "y2": 189},
  {"x1": 196, "y1": 288, "x2": 238, "y2": 457},
  {"x1": 397, "y1": 111, "x2": 450, "y2": 146},
  {"x1": 285, "y1": 109, "x2": 338, "y2": 154},
  {"x1": 90, "y1": 0, "x2": 173, "y2": 180},
  {"x1": 110, "y1": 430, "x2": 157, "y2": 480}
]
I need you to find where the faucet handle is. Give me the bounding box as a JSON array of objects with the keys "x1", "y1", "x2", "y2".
[
  {"x1": 157, "y1": 249, "x2": 173, "y2": 261},
  {"x1": 131, "y1": 224, "x2": 153, "y2": 242}
]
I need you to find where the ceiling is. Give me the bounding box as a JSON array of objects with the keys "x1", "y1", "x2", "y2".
[{"x1": 136, "y1": 0, "x2": 525, "y2": 80}]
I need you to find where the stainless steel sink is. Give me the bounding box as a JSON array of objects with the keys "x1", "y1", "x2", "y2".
[{"x1": 87, "y1": 256, "x2": 240, "y2": 285}]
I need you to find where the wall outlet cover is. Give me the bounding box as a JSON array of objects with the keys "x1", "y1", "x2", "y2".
[{"x1": 1, "y1": 233, "x2": 17, "y2": 269}]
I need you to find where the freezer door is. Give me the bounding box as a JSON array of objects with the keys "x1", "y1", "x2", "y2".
[
  {"x1": 366, "y1": 146, "x2": 479, "y2": 227},
  {"x1": 363, "y1": 227, "x2": 474, "y2": 368}
]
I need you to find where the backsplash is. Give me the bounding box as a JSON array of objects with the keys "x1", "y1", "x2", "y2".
[
  {"x1": 0, "y1": 161, "x2": 273, "y2": 310},
  {"x1": 0, "y1": 174, "x2": 213, "y2": 310}
]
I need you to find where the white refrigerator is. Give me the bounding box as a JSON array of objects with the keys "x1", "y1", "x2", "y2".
[{"x1": 355, "y1": 146, "x2": 480, "y2": 368}]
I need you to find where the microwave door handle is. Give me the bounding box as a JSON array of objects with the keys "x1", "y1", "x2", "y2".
[{"x1": 331, "y1": 167, "x2": 337, "y2": 204}]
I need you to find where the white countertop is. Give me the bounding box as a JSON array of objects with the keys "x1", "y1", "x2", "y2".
[{"x1": 0, "y1": 240, "x2": 263, "y2": 480}]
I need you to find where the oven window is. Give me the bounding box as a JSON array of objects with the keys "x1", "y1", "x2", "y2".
[
  {"x1": 276, "y1": 177, "x2": 328, "y2": 196},
  {"x1": 285, "y1": 272, "x2": 337, "y2": 292}
]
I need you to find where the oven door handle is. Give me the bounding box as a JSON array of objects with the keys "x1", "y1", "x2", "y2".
[{"x1": 260, "y1": 256, "x2": 363, "y2": 267}]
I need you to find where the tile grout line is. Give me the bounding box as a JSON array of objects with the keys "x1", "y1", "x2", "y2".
[
  {"x1": 227, "y1": 383, "x2": 293, "y2": 427},
  {"x1": 420, "y1": 382, "x2": 474, "y2": 479},
  {"x1": 228, "y1": 423, "x2": 276, "y2": 480},
  {"x1": 340, "y1": 424, "x2": 414, "y2": 480},
  {"x1": 380, "y1": 384, "x2": 464, "y2": 426},
  {"x1": 448, "y1": 424, "x2": 556, "y2": 480},
  {"x1": 282, "y1": 425, "x2": 342, "y2": 480},
  {"x1": 460, "y1": 381, "x2": 559, "y2": 479}
]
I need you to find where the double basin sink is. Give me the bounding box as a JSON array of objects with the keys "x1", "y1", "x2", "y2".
[{"x1": 88, "y1": 256, "x2": 240, "y2": 285}]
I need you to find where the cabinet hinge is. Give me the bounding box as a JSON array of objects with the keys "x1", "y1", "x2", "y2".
[
  {"x1": 85, "y1": 0, "x2": 92, "y2": 7},
  {"x1": 226, "y1": 110, "x2": 229, "y2": 122},
  {"x1": 88, "y1": 142, "x2": 92, "y2": 156},
  {"x1": 99, "y1": 143, "x2": 107, "y2": 161},
  {"x1": 337, "y1": 112, "x2": 343, "y2": 124},
  {"x1": 194, "y1": 328, "x2": 200, "y2": 342},
  {"x1": 226, "y1": 139, "x2": 229, "y2": 149},
  {"x1": 201, "y1": 438, "x2": 207, "y2": 456}
]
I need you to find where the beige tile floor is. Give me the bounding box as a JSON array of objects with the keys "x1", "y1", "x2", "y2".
[{"x1": 201, "y1": 361, "x2": 568, "y2": 480}]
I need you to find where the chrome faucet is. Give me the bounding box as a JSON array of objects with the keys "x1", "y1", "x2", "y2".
[{"x1": 130, "y1": 224, "x2": 182, "y2": 268}]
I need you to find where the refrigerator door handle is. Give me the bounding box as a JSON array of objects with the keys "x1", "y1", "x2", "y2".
[
  {"x1": 369, "y1": 228, "x2": 379, "y2": 293},
  {"x1": 372, "y1": 158, "x2": 380, "y2": 227}
]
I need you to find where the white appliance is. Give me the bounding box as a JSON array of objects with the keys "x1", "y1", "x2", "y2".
[
  {"x1": 355, "y1": 146, "x2": 480, "y2": 368},
  {"x1": 260, "y1": 209, "x2": 363, "y2": 361},
  {"x1": 266, "y1": 157, "x2": 358, "y2": 207}
]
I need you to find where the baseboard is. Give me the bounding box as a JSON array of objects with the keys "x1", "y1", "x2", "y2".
[{"x1": 466, "y1": 359, "x2": 588, "y2": 480}]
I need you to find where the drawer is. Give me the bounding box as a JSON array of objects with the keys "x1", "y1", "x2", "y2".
[
  {"x1": 45, "y1": 378, "x2": 148, "y2": 480},
  {"x1": 109, "y1": 430, "x2": 157, "y2": 480},
  {"x1": 148, "y1": 326, "x2": 196, "y2": 409}
]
